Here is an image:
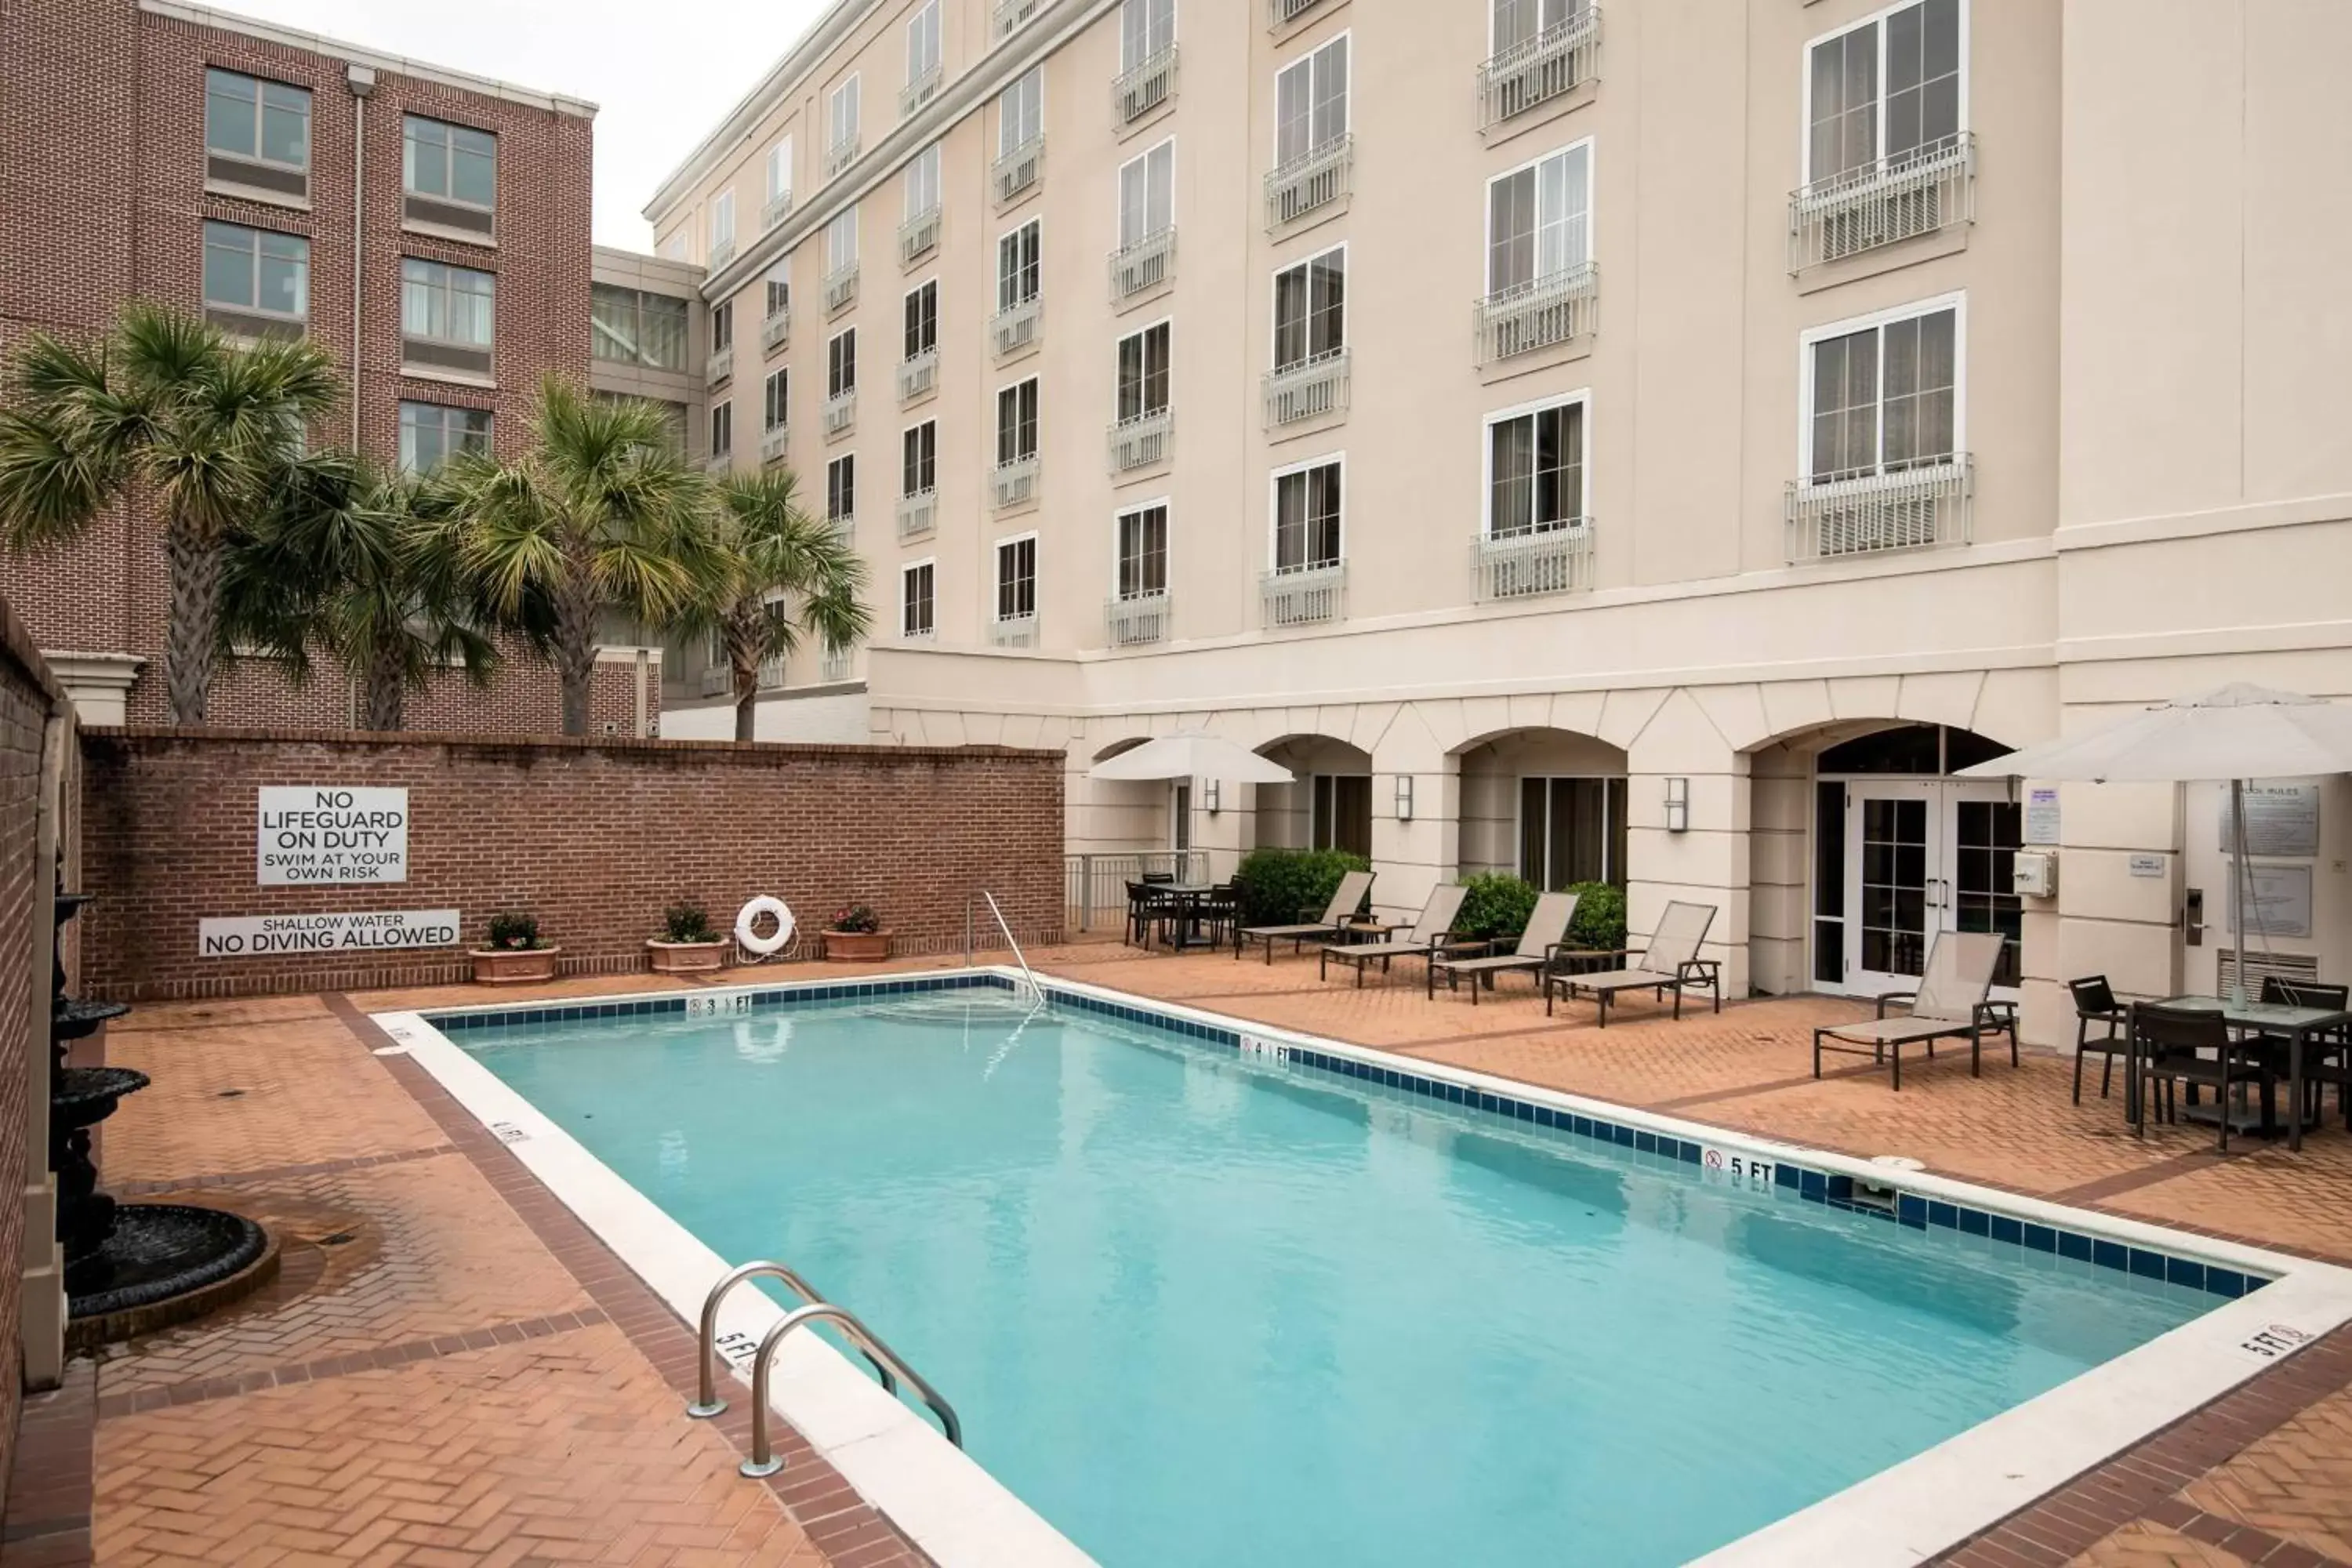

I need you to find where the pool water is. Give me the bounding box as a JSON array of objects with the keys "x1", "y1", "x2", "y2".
[{"x1": 463, "y1": 992, "x2": 2213, "y2": 1567}]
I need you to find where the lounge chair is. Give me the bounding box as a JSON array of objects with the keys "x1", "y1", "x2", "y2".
[
  {"x1": 1544, "y1": 901, "x2": 1721, "y2": 1028},
  {"x1": 1427, "y1": 890, "x2": 1580, "y2": 1004},
  {"x1": 1812, "y1": 931, "x2": 2012, "y2": 1090},
  {"x1": 1319, "y1": 884, "x2": 1468, "y2": 988},
  {"x1": 1236, "y1": 869, "x2": 1375, "y2": 964}
]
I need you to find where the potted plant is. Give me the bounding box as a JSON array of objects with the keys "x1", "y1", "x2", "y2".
[
  {"x1": 471, "y1": 911, "x2": 561, "y2": 985},
  {"x1": 821, "y1": 903, "x2": 894, "y2": 962},
  {"x1": 648, "y1": 901, "x2": 731, "y2": 974}
]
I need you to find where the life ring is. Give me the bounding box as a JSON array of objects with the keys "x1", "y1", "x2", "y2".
[{"x1": 734, "y1": 896, "x2": 795, "y2": 956}]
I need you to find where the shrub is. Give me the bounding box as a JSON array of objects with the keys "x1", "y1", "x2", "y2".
[
  {"x1": 485, "y1": 910, "x2": 548, "y2": 951},
  {"x1": 661, "y1": 901, "x2": 717, "y2": 943},
  {"x1": 1565, "y1": 881, "x2": 1627, "y2": 954},
  {"x1": 1455, "y1": 873, "x2": 1539, "y2": 942},
  {"x1": 1231, "y1": 847, "x2": 1370, "y2": 927},
  {"x1": 829, "y1": 902, "x2": 881, "y2": 934}
]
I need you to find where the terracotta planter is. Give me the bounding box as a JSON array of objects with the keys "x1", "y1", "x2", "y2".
[
  {"x1": 822, "y1": 929, "x2": 894, "y2": 962},
  {"x1": 647, "y1": 938, "x2": 731, "y2": 975},
  {"x1": 470, "y1": 946, "x2": 561, "y2": 985}
]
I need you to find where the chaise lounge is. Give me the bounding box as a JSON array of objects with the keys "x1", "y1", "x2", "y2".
[
  {"x1": 1427, "y1": 890, "x2": 1580, "y2": 1004},
  {"x1": 1319, "y1": 884, "x2": 1468, "y2": 988},
  {"x1": 1812, "y1": 931, "x2": 2013, "y2": 1090},
  {"x1": 1544, "y1": 900, "x2": 1721, "y2": 1027},
  {"x1": 1236, "y1": 869, "x2": 1375, "y2": 964}
]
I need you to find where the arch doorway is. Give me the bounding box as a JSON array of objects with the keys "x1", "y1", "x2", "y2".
[{"x1": 1254, "y1": 736, "x2": 1374, "y2": 858}]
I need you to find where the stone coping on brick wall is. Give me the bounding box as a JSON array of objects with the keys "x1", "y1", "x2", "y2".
[
  {"x1": 0, "y1": 593, "x2": 71, "y2": 710},
  {"x1": 82, "y1": 725, "x2": 1062, "y2": 764}
]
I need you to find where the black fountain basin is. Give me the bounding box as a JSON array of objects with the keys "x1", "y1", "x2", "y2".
[
  {"x1": 53, "y1": 997, "x2": 131, "y2": 1043},
  {"x1": 67, "y1": 1203, "x2": 274, "y2": 1330},
  {"x1": 51, "y1": 1065, "x2": 151, "y2": 1127}
]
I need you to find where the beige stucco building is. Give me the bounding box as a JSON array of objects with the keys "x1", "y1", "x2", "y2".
[{"x1": 641, "y1": 0, "x2": 2352, "y2": 1047}]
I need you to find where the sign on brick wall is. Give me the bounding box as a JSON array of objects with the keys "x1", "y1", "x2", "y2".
[
  {"x1": 199, "y1": 910, "x2": 461, "y2": 957},
  {"x1": 258, "y1": 787, "x2": 409, "y2": 885}
]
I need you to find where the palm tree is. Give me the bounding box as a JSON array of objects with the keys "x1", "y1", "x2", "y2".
[
  {"x1": 0, "y1": 303, "x2": 340, "y2": 724},
  {"x1": 430, "y1": 376, "x2": 723, "y2": 735},
  {"x1": 220, "y1": 454, "x2": 499, "y2": 732},
  {"x1": 695, "y1": 469, "x2": 871, "y2": 742}
]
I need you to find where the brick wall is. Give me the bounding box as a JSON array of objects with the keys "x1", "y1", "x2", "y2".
[
  {"x1": 203, "y1": 653, "x2": 656, "y2": 739},
  {"x1": 78, "y1": 729, "x2": 1065, "y2": 1001}
]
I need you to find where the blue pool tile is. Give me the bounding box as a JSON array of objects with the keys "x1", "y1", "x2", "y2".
[
  {"x1": 1958, "y1": 1208, "x2": 1990, "y2": 1238},
  {"x1": 1896, "y1": 1196, "x2": 1929, "y2": 1229},
  {"x1": 2092, "y1": 1239, "x2": 2130, "y2": 1274},
  {"x1": 1988, "y1": 1215, "x2": 2021, "y2": 1246},
  {"x1": 2164, "y1": 1256, "x2": 2206, "y2": 1291},
  {"x1": 1446, "y1": 1084, "x2": 1465, "y2": 1104},
  {"x1": 2208, "y1": 1269, "x2": 2246, "y2": 1298},
  {"x1": 1773, "y1": 1163, "x2": 1798, "y2": 1189},
  {"x1": 2022, "y1": 1223, "x2": 2056, "y2": 1254},
  {"x1": 1611, "y1": 1124, "x2": 1635, "y2": 1148},
  {"x1": 2128, "y1": 1248, "x2": 2167, "y2": 1282},
  {"x1": 1675, "y1": 1141, "x2": 1701, "y2": 1165},
  {"x1": 1825, "y1": 1175, "x2": 1853, "y2": 1203},
  {"x1": 1798, "y1": 1171, "x2": 1827, "y2": 1203},
  {"x1": 1926, "y1": 1201, "x2": 1958, "y2": 1229},
  {"x1": 1634, "y1": 1131, "x2": 1657, "y2": 1155},
  {"x1": 1515, "y1": 1101, "x2": 1535, "y2": 1122},
  {"x1": 2058, "y1": 1230, "x2": 2093, "y2": 1262},
  {"x1": 1572, "y1": 1116, "x2": 1592, "y2": 1138}
]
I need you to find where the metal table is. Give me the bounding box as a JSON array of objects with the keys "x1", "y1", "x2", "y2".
[
  {"x1": 1145, "y1": 883, "x2": 1226, "y2": 949},
  {"x1": 2139, "y1": 996, "x2": 2350, "y2": 1152}
]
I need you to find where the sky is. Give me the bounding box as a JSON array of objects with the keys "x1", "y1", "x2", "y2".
[{"x1": 222, "y1": 0, "x2": 836, "y2": 249}]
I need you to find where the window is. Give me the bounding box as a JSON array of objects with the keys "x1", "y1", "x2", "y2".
[
  {"x1": 995, "y1": 535, "x2": 1037, "y2": 622},
  {"x1": 1120, "y1": 0, "x2": 1176, "y2": 72},
  {"x1": 908, "y1": 0, "x2": 942, "y2": 82},
  {"x1": 401, "y1": 258, "x2": 495, "y2": 346},
  {"x1": 829, "y1": 75, "x2": 861, "y2": 157},
  {"x1": 1519, "y1": 776, "x2": 1628, "y2": 891},
  {"x1": 996, "y1": 219, "x2": 1042, "y2": 310},
  {"x1": 903, "y1": 280, "x2": 937, "y2": 360},
  {"x1": 1116, "y1": 321, "x2": 1170, "y2": 422},
  {"x1": 1118, "y1": 140, "x2": 1174, "y2": 250},
  {"x1": 826, "y1": 208, "x2": 860, "y2": 273},
  {"x1": 1274, "y1": 34, "x2": 1348, "y2": 167},
  {"x1": 828, "y1": 328, "x2": 858, "y2": 397},
  {"x1": 1492, "y1": 0, "x2": 1588, "y2": 52},
  {"x1": 1486, "y1": 141, "x2": 1591, "y2": 297},
  {"x1": 1272, "y1": 246, "x2": 1345, "y2": 370},
  {"x1": 998, "y1": 67, "x2": 1044, "y2": 157},
  {"x1": 711, "y1": 299, "x2": 734, "y2": 354},
  {"x1": 765, "y1": 138, "x2": 794, "y2": 206},
  {"x1": 590, "y1": 285, "x2": 688, "y2": 368},
  {"x1": 710, "y1": 401, "x2": 733, "y2": 458},
  {"x1": 201, "y1": 221, "x2": 308, "y2": 321},
  {"x1": 1308, "y1": 775, "x2": 1372, "y2": 858},
  {"x1": 710, "y1": 192, "x2": 735, "y2": 259},
  {"x1": 1486, "y1": 396, "x2": 1586, "y2": 537},
  {"x1": 765, "y1": 265, "x2": 790, "y2": 321},
  {"x1": 1806, "y1": 299, "x2": 1958, "y2": 480},
  {"x1": 1116, "y1": 503, "x2": 1167, "y2": 599},
  {"x1": 397, "y1": 402, "x2": 491, "y2": 474},
  {"x1": 1806, "y1": 0, "x2": 1962, "y2": 185},
  {"x1": 403, "y1": 115, "x2": 497, "y2": 210},
  {"x1": 906, "y1": 143, "x2": 942, "y2": 219},
  {"x1": 827, "y1": 454, "x2": 856, "y2": 521},
  {"x1": 1272, "y1": 458, "x2": 1342, "y2": 571},
  {"x1": 659, "y1": 231, "x2": 689, "y2": 262},
  {"x1": 903, "y1": 420, "x2": 937, "y2": 495},
  {"x1": 901, "y1": 560, "x2": 935, "y2": 637},
  {"x1": 764, "y1": 368, "x2": 789, "y2": 432},
  {"x1": 205, "y1": 69, "x2": 309, "y2": 176},
  {"x1": 996, "y1": 378, "x2": 1040, "y2": 465}
]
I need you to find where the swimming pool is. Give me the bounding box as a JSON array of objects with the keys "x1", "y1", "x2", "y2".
[{"x1": 386, "y1": 974, "x2": 2351, "y2": 1567}]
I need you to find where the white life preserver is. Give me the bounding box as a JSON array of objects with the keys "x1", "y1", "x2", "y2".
[{"x1": 734, "y1": 895, "x2": 796, "y2": 956}]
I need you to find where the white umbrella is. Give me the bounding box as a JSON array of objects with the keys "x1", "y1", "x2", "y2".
[
  {"x1": 1087, "y1": 732, "x2": 1296, "y2": 784},
  {"x1": 1955, "y1": 684, "x2": 2352, "y2": 1000}
]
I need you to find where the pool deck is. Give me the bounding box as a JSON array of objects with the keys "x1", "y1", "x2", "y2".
[{"x1": 7, "y1": 941, "x2": 2348, "y2": 1568}]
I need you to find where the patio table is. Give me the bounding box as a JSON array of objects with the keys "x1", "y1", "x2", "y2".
[
  {"x1": 2134, "y1": 995, "x2": 2349, "y2": 1152},
  {"x1": 1149, "y1": 884, "x2": 1225, "y2": 949}
]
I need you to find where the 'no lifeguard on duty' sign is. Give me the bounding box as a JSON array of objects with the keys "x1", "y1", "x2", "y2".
[{"x1": 256, "y1": 787, "x2": 410, "y2": 885}]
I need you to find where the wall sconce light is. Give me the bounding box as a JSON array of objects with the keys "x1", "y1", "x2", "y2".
[
  {"x1": 1396, "y1": 774, "x2": 1415, "y2": 822},
  {"x1": 1204, "y1": 779, "x2": 1221, "y2": 815},
  {"x1": 1664, "y1": 777, "x2": 1690, "y2": 833}
]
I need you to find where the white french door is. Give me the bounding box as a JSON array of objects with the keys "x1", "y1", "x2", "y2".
[{"x1": 1835, "y1": 779, "x2": 2021, "y2": 998}]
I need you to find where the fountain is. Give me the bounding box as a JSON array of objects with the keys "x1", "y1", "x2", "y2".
[{"x1": 52, "y1": 893, "x2": 273, "y2": 1348}]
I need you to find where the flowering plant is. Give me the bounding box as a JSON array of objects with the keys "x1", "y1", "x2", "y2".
[
  {"x1": 659, "y1": 902, "x2": 718, "y2": 943},
  {"x1": 829, "y1": 903, "x2": 881, "y2": 934},
  {"x1": 486, "y1": 911, "x2": 550, "y2": 951}
]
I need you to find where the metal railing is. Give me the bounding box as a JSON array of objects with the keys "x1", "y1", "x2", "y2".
[
  {"x1": 1109, "y1": 226, "x2": 1176, "y2": 303},
  {"x1": 898, "y1": 347, "x2": 938, "y2": 403},
  {"x1": 995, "y1": 0, "x2": 1040, "y2": 40},
  {"x1": 709, "y1": 237, "x2": 736, "y2": 272},
  {"x1": 1474, "y1": 521, "x2": 1595, "y2": 601},
  {"x1": 760, "y1": 306, "x2": 790, "y2": 352},
  {"x1": 689, "y1": 1261, "x2": 893, "y2": 1420},
  {"x1": 761, "y1": 191, "x2": 793, "y2": 231},
  {"x1": 823, "y1": 389, "x2": 856, "y2": 437},
  {"x1": 989, "y1": 612, "x2": 1039, "y2": 648},
  {"x1": 991, "y1": 453, "x2": 1039, "y2": 510},
  {"x1": 1113, "y1": 44, "x2": 1178, "y2": 124},
  {"x1": 703, "y1": 449, "x2": 733, "y2": 475},
  {"x1": 966, "y1": 889, "x2": 1044, "y2": 1002},
  {"x1": 900, "y1": 205, "x2": 941, "y2": 266},
  {"x1": 900, "y1": 63, "x2": 942, "y2": 118},
  {"x1": 823, "y1": 262, "x2": 859, "y2": 315},
  {"x1": 1788, "y1": 133, "x2": 1976, "y2": 273},
  {"x1": 1109, "y1": 406, "x2": 1172, "y2": 473},
  {"x1": 1264, "y1": 348, "x2": 1350, "y2": 427},
  {"x1": 1473, "y1": 260, "x2": 1598, "y2": 365},
  {"x1": 1065, "y1": 850, "x2": 1210, "y2": 931},
  {"x1": 824, "y1": 134, "x2": 860, "y2": 180},
  {"x1": 1785, "y1": 454, "x2": 1973, "y2": 562},
  {"x1": 828, "y1": 514, "x2": 857, "y2": 549},
  {"x1": 698, "y1": 665, "x2": 731, "y2": 698},
  {"x1": 1265, "y1": 134, "x2": 1352, "y2": 232},
  {"x1": 991, "y1": 296, "x2": 1042, "y2": 358},
  {"x1": 1105, "y1": 590, "x2": 1171, "y2": 648},
  {"x1": 993, "y1": 134, "x2": 1045, "y2": 208},
  {"x1": 759, "y1": 426, "x2": 789, "y2": 465},
  {"x1": 1478, "y1": 7, "x2": 1601, "y2": 130},
  {"x1": 730, "y1": 1292, "x2": 959, "y2": 1475},
  {"x1": 1261, "y1": 560, "x2": 1345, "y2": 628},
  {"x1": 822, "y1": 646, "x2": 855, "y2": 683},
  {"x1": 758, "y1": 654, "x2": 786, "y2": 690},
  {"x1": 706, "y1": 346, "x2": 734, "y2": 387},
  {"x1": 896, "y1": 488, "x2": 937, "y2": 540},
  {"x1": 1267, "y1": 0, "x2": 1327, "y2": 28}
]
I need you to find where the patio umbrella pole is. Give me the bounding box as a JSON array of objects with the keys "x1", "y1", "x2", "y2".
[{"x1": 2230, "y1": 777, "x2": 2249, "y2": 1006}]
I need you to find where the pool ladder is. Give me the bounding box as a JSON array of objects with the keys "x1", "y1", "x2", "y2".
[
  {"x1": 965, "y1": 888, "x2": 1045, "y2": 1006},
  {"x1": 689, "y1": 1261, "x2": 963, "y2": 1478}
]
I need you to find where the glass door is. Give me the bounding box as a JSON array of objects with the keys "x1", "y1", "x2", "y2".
[
  {"x1": 1846, "y1": 784, "x2": 1934, "y2": 994},
  {"x1": 1951, "y1": 786, "x2": 2023, "y2": 991}
]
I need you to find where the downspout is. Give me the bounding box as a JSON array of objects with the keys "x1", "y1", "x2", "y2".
[
  {"x1": 19, "y1": 707, "x2": 71, "y2": 1390},
  {"x1": 347, "y1": 64, "x2": 376, "y2": 450}
]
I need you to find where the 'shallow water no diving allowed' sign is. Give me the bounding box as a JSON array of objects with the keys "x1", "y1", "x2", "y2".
[{"x1": 257, "y1": 786, "x2": 409, "y2": 884}]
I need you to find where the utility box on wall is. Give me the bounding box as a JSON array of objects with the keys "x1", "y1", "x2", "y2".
[{"x1": 2013, "y1": 848, "x2": 2058, "y2": 899}]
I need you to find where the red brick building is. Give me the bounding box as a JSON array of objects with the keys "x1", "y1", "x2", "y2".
[{"x1": 0, "y1": 0, "x2": 656, "y2": 736}]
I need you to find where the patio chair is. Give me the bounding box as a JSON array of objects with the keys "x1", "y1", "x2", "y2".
[
  {"x1": 1123, "y1": 880, "x2": 1179, "y2": 948},
  {"x1": 2256, "y1": 976, "x2": 2350, "y2": 1131},
  {"x1": 1236, "y1": 869, "x2": 1374, "y2": 964},
  {"x1": 1427, "y1": 891, "x2": 1581, "y2": 1004},
  {"x1": 2130, "y1": 1001, "x2": 2271, "y2": 1152},
  {"x1": 1544, "y1": 901, "x2": 1722, "y2": 1028},
  {"x1": 1319, "y1": 884, "x2": 1468, "y2": 988},
  {"x1": 1811, "y1": 931, "x2": 2009, "y2": 1090},
  {"x1": 2067, "y1": 975, "x2": 2130, "y2": 1103}
]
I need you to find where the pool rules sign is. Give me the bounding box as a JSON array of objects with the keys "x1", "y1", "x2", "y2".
[{"x1": 257, "y1": 786, "x2": 410, "y2": 885}]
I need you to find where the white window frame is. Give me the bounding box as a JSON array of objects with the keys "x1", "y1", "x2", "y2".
[
  {"x1": 400, "y1": 256, "x2": 495, "y2": 348},
  {"x1": 826, "y1": 206, "x2": 860, "y2": 273},
  {"x1": 998, "y1": 67, "x2": 1046, "y2": 158},
  {"x1": 829, "y1": 74, "x2": 862, "y2": 156},
  {"x1": 903, "y1": 278, "x2": 938, "y2": 360},
  {"x1": 202, "y1": 221, "x2": 310, "y2": 321},
  {"x1": 995, "y1": 375, "x2": 1042, "y2": 464},
  {"x1": 1480, "y1": 388, "x2": 1592, "y2": 539},
  {"x1": 710, "y1": 400, "x2": 733, "y2": 457},
  {"x1": 1487, "y1": 0, "x2": 1593, "y2": 55},
  {"x1": 1112, "y1": 495, "x2": 1173, "y2": 597},
  {"x1": 1272, "y1": 30, "x2": 1351, "y2": 165},
  {"x1": 1266, "y1": 450, "x2": 1346, "y2": 571},
  {"x1": 1269, "y1": 240, "x2": 1347, "y2": 371},
  {"x1": 901, "y1": 557, "x2": 938, "y2": 637},
  {"x1": 396, "y1": 401, "x2": 491, "y2": 474},
  {"x1": 1799, "y1": 0, "x2": 1971, "y2": 187},
  {"x1": 1115, "y1": 314, "x2": 1174, "y2": 421},
  {"x1": 1483, "y1": 135, "x2": 1595, "y2": 297},
  {"x1": 205, "y1": 68, "x2": 311, "y2": 174},
  {"x1": 1120, "y1": 0, "x2": 1178, "y2": 74},
  {"x1": 996, "y1": 216, "x2": 1043, "y2": 309},
  {"x1": 905, "y1": 143, "x2": 942, "y2": 220},
  {"x1": 765, "y1": 136, "x2": 795, "y2": 203},
  {"x1": 827, "y1": 325, "x2": 858, "y2": 397},
  {"x1": 710, "y1": 191, "x2": 735, "y2": 254},
  {"x1": 763, "y1": 367, "x2": 789, "y2": 433},
  {"x1": 402, "y1": 114, "x2": 498, "y2": 212},
  {"x1": 1793, "y1": 289, "x2": 1967, "y2": 480},
  {"x1": 827, "y1": 452, "x2": 858, "y2": 518},
  {"x1": 907, "y1": 0, "x2": 942, "y2": 82},
  {"x1": 993, "y1": 529, "x2": 1040, "y2": 622},
  {"x1": 902, "y1": 419, "x2": 938, "y2": 496},
  {"x1": 1116, "y1": 137, "x2": 1175, "y2": 251},
  {"x1": 1514, "y1": 774, "x2": 1627, "y2": 889}
]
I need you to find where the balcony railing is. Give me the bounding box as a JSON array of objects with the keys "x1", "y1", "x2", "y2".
[
  {"x1": 821, "y1": 646, "x2": 854, "y2": 683},
  {"x1": 709, "y1": 237, "x2": 736, "y2": 272},
  {"x1": 990, "y1": 612, "x2": 1039, "y2": 648},
  {"x1": 761, "y1": 306, "x2": 790, "y2": 352},
  {"x1": 1065, "y1": 849, "x2": 1208, "y2": 931},
  {"x1": 1266, "y1": 0, "x2": 1327, "y2": 28},
  {"x1": 900, "y1": 63, "x2": 942, "y2": 118},
  {"x1": 825, "y1": 134, "x2": 860, "y2": 180},
  {"x1": 1473, "y1": 521, "x2": 1595, "y2": 601},
  {"x1": 993, "y1": 134, "x2": 1045, "y2": 209},
  {"x1": 995, "y1": 0, "x2": 1040, "y2": 40},
  {"x1": 1265, "y1": 135, "x2": 1352, "y2": 232},
  {"x1": 706, "y1": 346, "x2": 734, "y2": 387},
  {"x1": 1785, "y1": 454, "x2": 1973, "y2": 563},
  {"x1": 992, "y1": 453, "x2": 1040, "y2": 510},
  {"x1": 1478, "y1": 7, "x2": 1602, "y2": 131},
  {"x1": 1263, "y1": 348, "x2": 1350, "y2": 428},
  {"x1": 758, "y1": 654, "x2": 786, "y2": 691},
  {"x1": 897, "y1": 488, "x2": 937, "y2": 541},
  {"x1": 1472, "y1": 261, "x2": 1599, "y2": 365},
  {"x1": 762, "y1": 191, "x2": 793, "y2": 231},
  {"x1": 699, "y1": 665, "x2": 731, "y2": 698},
  {"x1": 1109, "y1": 407, "x2": 1172, "y2": 474},
  {"x1": 823, "y1": 262, "x2": 858, "y2": 315},
  {"x1": 759, "y1": 426, "x2": 789, "y2": 465},
  {"x1": 898, "y1": 347, "x2": 938, "y2": 403},
  {"x1": 900, "y1": 205, "x2": 941, "y2": 266},
  {"x1": 824, "y1": 388, "x2": 856, "y2": 437},
  {"x1": 703, "y1": 449, "x2": 733, "y2": 475},
  {"x1": 1112, "y1": 44, "x2": 1178, "y2": 125},
  {"x1": 1109, "y1": 226, "x2": 1176, "y2": 303},
  {"x1": 1261, "y1": 561, "x2": 1344, "y2": 628},
  {"x1": 991, "y1": 296, "x2": 1042, "y2": 359},
  {"x1": 1788, "y1": 134, "x2": 1976, "y2": 273},
  {"x1": 1106, "y1": 590, "x2": 1171, "y2": 648},
  {"x1": 828, "y1": 514, "x2": 856, "y2": 550}
]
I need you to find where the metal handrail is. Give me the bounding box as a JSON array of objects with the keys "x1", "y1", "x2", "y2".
[
  {"x1": 972, "y1": 890, "x2": 1041, "y2": 1003},
  {"x1": 742, "y1": 1302, "x2": 962, "y2": 1476},
  {"x1": 688, "y1": 1260, "x2": 893, "y2": 1417}
]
